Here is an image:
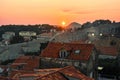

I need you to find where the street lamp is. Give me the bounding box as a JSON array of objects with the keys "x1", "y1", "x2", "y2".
[
  {"x1": 98, "y1": 66, "x2": 104, "y2": 80},
  {"x1": 91, "y1": 33, "x2": 95, "y2": 36},
  {"x1": 100, "y1": 33, "x2": 102, "y2": 36},
  {"x1": 98, "y1": 66, "x2": 103, "y2": 70}
]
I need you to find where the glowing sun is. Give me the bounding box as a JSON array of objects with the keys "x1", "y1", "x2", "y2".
[{"x1": 61, "y1": 21, "x2": 66, "y2": 26}]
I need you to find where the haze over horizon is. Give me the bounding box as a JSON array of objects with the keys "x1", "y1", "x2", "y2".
[{"x1": 0, "y1": 0, "x2": 120, "y2": 26}]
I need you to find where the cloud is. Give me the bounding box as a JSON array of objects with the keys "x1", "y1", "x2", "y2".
[
  {"x1": 62, "y1": 9, "x2": 93, "y2": 15},
  {"x1": 74, "y1": 11, "x2": 92, "y2": 14},
  {"x1": 62, "y1": 9, "x2": 73, "y2": 13}
]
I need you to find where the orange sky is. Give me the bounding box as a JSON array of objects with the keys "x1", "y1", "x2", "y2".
[{"x1": 0, "y1": 0, "x2": 120, "y2": 25}]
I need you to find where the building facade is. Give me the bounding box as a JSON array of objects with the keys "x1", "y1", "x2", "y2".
[{"x1": 40, "y1": 42, "x2": 98, "y2": 78}]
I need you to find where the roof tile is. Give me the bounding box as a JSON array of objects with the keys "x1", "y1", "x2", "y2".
[
  {"x1": 35, "y1": 66, "x2": 94, "y2": 80},
  {"x1": 40, "y1": 42, "x2": 94, "y2": 61},
  {"x1": 97, "y1": 46, "x2": 118, "y2": 56},
  {"x1": 11, "y1": 56, "x2": 40, "y2": 71}
]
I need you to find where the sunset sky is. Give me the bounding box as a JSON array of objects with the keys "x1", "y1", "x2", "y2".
[{"x1": 0, "y1": 0, "x2": 120, "y2": 25}]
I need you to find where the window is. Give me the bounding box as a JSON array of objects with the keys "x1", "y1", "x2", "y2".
[
  {"x1": 59, "y1": 49, "x2": 69, "y2": 58},
  {"x1": 75, "y1": 50, "x2": 80, "y2": 54}
]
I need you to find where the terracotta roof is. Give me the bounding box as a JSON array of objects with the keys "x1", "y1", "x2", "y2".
[
  {"x1": 97, "y1": 46, "x2": 118, "y2": 56},
  {"x1": 0, "y1": 76, "x2": 15, "y2": 80},
  {"x1": 36, "y1": 72, "x2": 67, "y2": 80},
  {"x1": 40, "y1": 42, "x2": 94, "y2": 61},
  {"x1": 10, "y1": 70, "x2": 34, "y2": 78},
  {"x1": 10, "y1": 68, "x2": 57, "y2": 80},
  {"x1": 10, "y1": 66, "x2": 94, "y2": 80},
  {"x1": 11, "y1": 69, "x2": 59, "y2": 80},
  {"x1": 36, "y1": 66, "x2": 94, "y2": 80},
  {"x1": 61, "y1": 66, "x2": 93, "y2": 80},
  {"x1": 34, "y1": 68, "x2": 60, "y2": 75},
  {"x1": 11, "y1": 56, "x2": 40, "y2": 71},
  {"x1": 0, "y1": 76, "x2": 8, "y2": 80},
  {"x1": 10, "y1": 56, "x2": 40, "y2": 79}
]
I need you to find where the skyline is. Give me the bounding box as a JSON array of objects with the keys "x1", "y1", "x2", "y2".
[{"x1": 0, "y1": 0, "x2": 120, "y2": 26}]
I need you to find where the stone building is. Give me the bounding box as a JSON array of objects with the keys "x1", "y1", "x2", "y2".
[
  {"x1": 40, "y1": 42, "x2": 98, "y2": 78},
  {"x1": 19, "y1": 31, "x2": 36, "y2": 40},
  {"x1": 2, "y1": 32, "x2": 15, "y2": 40},
  {"x1": 83, "y1": 23, "x2": 120, "y2": 42},
  {"x1": 2, "y1": 32, "x2": 15, "y2": 45},
  {"x1": 96, "y1": 46, "x2": 119, "y2": 79}
]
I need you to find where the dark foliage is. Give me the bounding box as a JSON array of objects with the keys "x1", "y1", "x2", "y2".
[
  {"x1": 1, "y1": 59, "x2": 15, "y2": 65},
  {"x1": 92, "y1": 19, "x2": 112, "y2": 26},
  {"x1": 0, "y1": 24, "x2": 63, "y2": 41},
  {"x1": 39, "y1": 42, "x2": 49, "y2": 53},
  {"x1": 10, "y1": 35, "x2": 24, "y2": 44},
  {"x1": 110, "y1": 40, "x2": 116, "y2": 46},
  {"x1": 98, "y1": 58, "x2": 119, "y2": 78},
  {"x1": 25, "y1": 52, "x2": 40, "y2": 56}
]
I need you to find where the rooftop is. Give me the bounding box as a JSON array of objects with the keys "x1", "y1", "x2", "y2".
[
  {"x1": 97, "y1": 46, "x2": 118, "y2": 56},
  {"x1": 36, "y1": 66, "x2": 94, "y2": 80},
  {"x1": 40, "y1": 42, "x2": 95, "y2": 61},
  {"x1": 10, "y1": 66, "x2": 94, "y2": 80},
  {"x1": 11, "y1": 56, "x2": 40, "y2": 71}
]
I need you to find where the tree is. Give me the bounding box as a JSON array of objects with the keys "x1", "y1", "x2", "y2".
[
  {"x1": 40, "y1": 42, "x2": 48, "y2": 53},
  {"x1": 10, "y1": 35, "x2": 24, "y2": 44},
  {"x1": 81, "y1": 22, "x2": 92, "y2": 28},
  {"x1": 110, "y1": 40, "x2": 116, "y2": 46},
  {"x1": 92, "y1": 19, "x2": 112, "y2": 26}
]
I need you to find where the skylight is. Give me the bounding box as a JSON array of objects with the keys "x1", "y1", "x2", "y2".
[{"x1": 75, "y1": 50, "x2": 80, "y2": 54}]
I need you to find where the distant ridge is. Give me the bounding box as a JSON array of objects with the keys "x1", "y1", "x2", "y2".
[{"x1": 67, "y1": 22, "x2": 81, "y2": 29}]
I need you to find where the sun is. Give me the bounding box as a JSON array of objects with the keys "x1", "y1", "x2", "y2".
[{"x1": 61, "y1": 21, "x2": 66, "y2": 26}]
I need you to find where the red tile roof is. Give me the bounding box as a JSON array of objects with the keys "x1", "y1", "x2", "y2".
[
  {"x1": 11, "y1": 56, "x2": 40, "y2": 71},
  {"x1": 14, "y1": 68, "x2": 59, "y2": 78},
  {"x1": 34, "y1": 68, "x2": 60, "y2": 74},
  {"x1": 0, "y1": 76, "x2": 16, "y2": 80},
  {"x1": 36, "y1": 72, "x2": 67, "y2": 80},
  {"x1": 11, "y1": 69, "x2": 59, "y2": 80},
  {"x1": 10, "y1": 70, "x2": 34, "y2": 78},
  {"x1": 10, "y1": 66, "x2": 94, "y2": 80},
  {"x1": 0, "y1": 76, "x2": 8, "y2": 80},
  {"x1": 60, "y1": 66, "x2": 94, "y2": 80},
  {"x1": 97, "y1": 46, "x2": 118, "y2": 56},
  {"x1": 36, "y1": 66, "x2": 94, "y2": 80},
  {"x1": 40, "y1": 42, "x2": 94, "y2": 61}
]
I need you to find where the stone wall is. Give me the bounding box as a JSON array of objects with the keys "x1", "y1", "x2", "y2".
[{"x1": 40, "y1": 57, "x2": 88, "y2": 75}]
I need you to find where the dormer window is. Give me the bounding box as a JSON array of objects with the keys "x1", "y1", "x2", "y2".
[
  {"x1": 75, "y1": 50, "x2": 80, "y2": 54},
  {"x1": 59, "y1": 49, "x2": 69, "y2": 58}
]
